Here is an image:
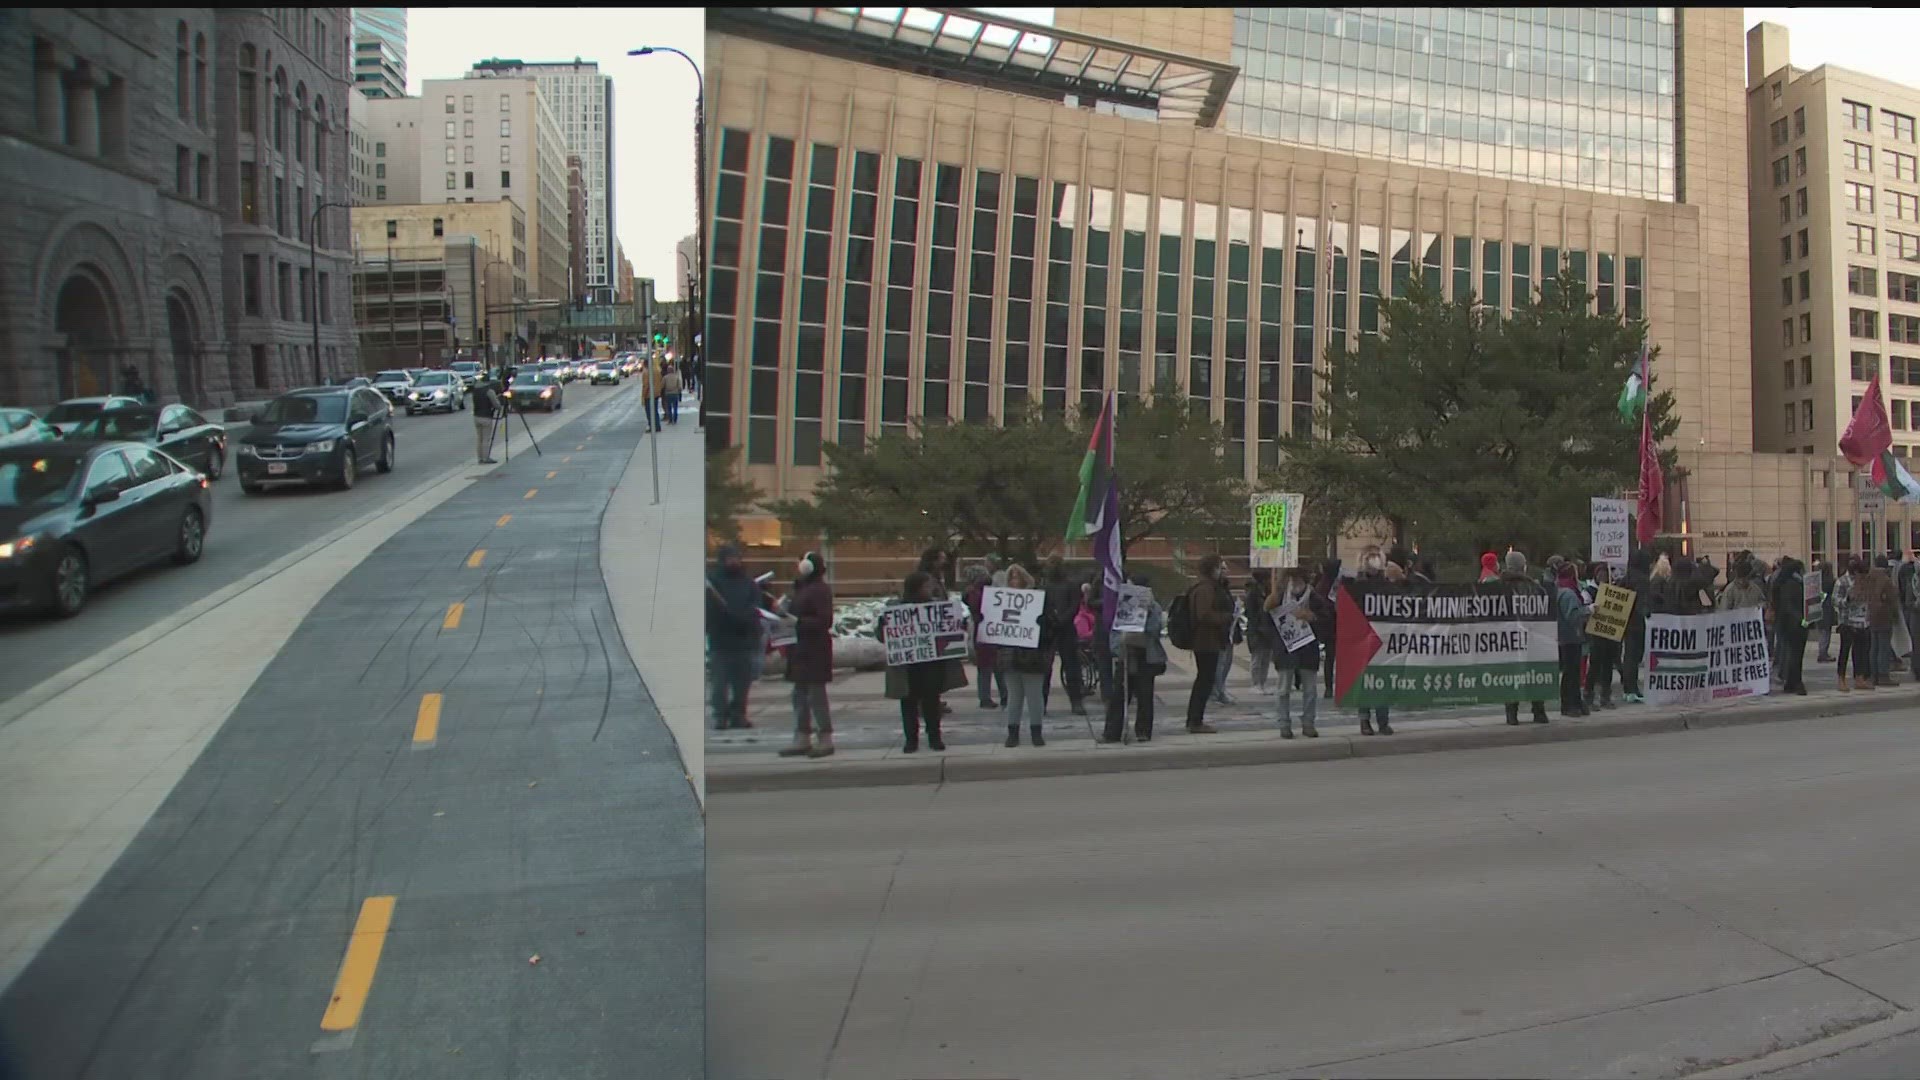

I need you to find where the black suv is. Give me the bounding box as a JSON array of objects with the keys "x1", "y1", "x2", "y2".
[{"x1": 235, "y1": 387, "x2": 395, "y2": 493}]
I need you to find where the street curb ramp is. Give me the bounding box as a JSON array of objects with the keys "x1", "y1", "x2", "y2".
[{"x1": 708, "y1": 687, "x2": 1920, "y2": 794}]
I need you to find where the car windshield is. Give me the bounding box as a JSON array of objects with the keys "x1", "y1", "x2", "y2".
[
  {"x1": 597, "y1": 362, "x2": 617, "y2": 370},
  {"x1": 450, "y1": 363, "x2": 478, "y2": 373},
  {"x1": 374, "y1": 371, "x2": 409, "y2": 382},
  {"x1": 415, "y1": 373, "x2": 454, "y2": 386},
  {"x1": 511, "y1": 373, "x2": 552, "y2": 386},
  {"x1": 68, "y1": 410, "x2": 160, "y2": 440},
  {"x1": 44, "y1": 402, "x2": 110, "y2": 424},
  {"x1": 261, "y1": 396, "x2": 348, "y2": 424},
  {"x1": 0, "y1": 453, "x2": 83, "y2": 509}
]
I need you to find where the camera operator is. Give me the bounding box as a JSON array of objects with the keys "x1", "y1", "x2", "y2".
[{"x1": 471, "y1": 368, "x2": 503, "y2": 464}]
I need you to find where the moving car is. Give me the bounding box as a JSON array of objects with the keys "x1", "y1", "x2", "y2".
[
  {"x1": 505, "y1": 371, "x2": 563, "y2": 412},
  {"x1": 42, "y1": 396, "x2": 144, "y2": 437},
  {"x1": 0, "y1": 408, "x2": 59, "y2": 449},
  {"x1": 369, "y1": 370, "x2": 415, "y2": 407},
  {"x1": 404, "y1": 371, "x2": 467, "y2": 415},
  {"x1": 448, "y1": 361, "x2": 482, "y2": 389},
  {"x1": 64, "y1": 403, "x2": 230, "y2": 479},
  {"x1": 0, "y1": 441, "x2": 213, "y2": 618},
  {"x1": 588, "y1": 360, "x2": 623, "y2": 385},
  {"x1": 235, "y1": 387, "x2": 396, "y2": 493}
]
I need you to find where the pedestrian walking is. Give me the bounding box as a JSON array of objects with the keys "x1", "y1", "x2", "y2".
[
  {"x1": 1265, "y1": 567, "x2": 1329, "y2": 738},
  {"x1": 1554, "y1": 563, "x2": 1593, "y2": 717},
  {"x1": 1583, "y1": 561, "x2": 1621, "y2": 711},
  {"x1": 1771, "y1": 555, "x2": 1810, "y2": 695},
  {"x1": 1244, "y1": 571, "x2": 1276, "y2": 692},
  {"x1": 662, "y1": 362, "x2": 684, "y2": 425},
  {"x1": 777, "y1": 551, "x2": 836, "y2": 758},
  {"x1": 877, "y1": 571, "x2": 949, "y2": 752},
  {"x1": 1177, "y1": 554, "x2": 1234, "y2": 734},
  {"x1": 1835, "y1": 556, "x2": 1870, "y2": 691},
  {"x1": 470, "y1": 373, "x2": 502, "y2": 464},
  {"x1": 1101, "y1": 572, "x2": 1168, "y2": 743},
  {"x1": 998, "y1": 564, "x2": 1051, "y2": 748},
  {"x1": 1864, "y1": 556, "x2": 1900, "y2": 686},
  {"x1": 1501, "y1": 550, "x2": 1553, "y2": 724},
  {"x1": 1617, "y1": 549, "x2": 1654, "y2": 703},
  {"x1": 963, "y1": 563, "x2": 1007, "y2": 709},
  {"x1": 706, "y1": 543, "x2": 762, "y2": 731}
]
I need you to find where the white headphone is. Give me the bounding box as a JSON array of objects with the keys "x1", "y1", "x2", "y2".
[{"x1": 798, "y1": 554, "x2": 816, "y2": 577}]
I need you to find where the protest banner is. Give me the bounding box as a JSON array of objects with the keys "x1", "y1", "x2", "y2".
[
  {"x1": 1644, "y1": 608, "x2": 1772, "y2": 706},
  {"x1": 881, "y1": 599, "x2": 972, "y2": 667},
  {"x1": 1111, "y1": 584, "x2": 1152, "y2": 634},
  {"x1": 1590, "y1": 497, "x2": 1631, "y2": 570},
  {"x1": 760, "y1": 608, "x2": 797, "y2": 649},
  {"x1": 1802, "y1": 571, "x2": 1822, "y2": 627},
  {"x1": 1250, "y1": 493, "x2": 1304, "y2": 569},
  {"x1": 1586, "y1": 583, "x2": 1636, "y2": 643},
  {"x1": 978, "y1": 586, "x2": 1046, "y2": 649},
  {"x1": 1278, "y1": 613, "x2": 1317, "y2": 652},
  {"x1": 1332, "y1": 580, "x2": 1559, "y2": 707}
]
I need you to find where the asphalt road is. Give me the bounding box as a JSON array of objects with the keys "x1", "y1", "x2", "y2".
[
  {"x1": 0, "y1": 380, "x2": 633, "y2": 705},
  {"x1": 709, "y1": 703, "x2": 1920, "y2": 1080}
]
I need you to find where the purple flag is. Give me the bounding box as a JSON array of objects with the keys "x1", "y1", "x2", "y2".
[{"x1": 1087, "y1": 393, "x2": 1125, "y2": 638}]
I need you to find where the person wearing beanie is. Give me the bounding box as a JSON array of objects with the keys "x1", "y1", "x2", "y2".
[
  {"x1": 1479, "y1": 552, "x2": 1500, "y2": 584},
  {"x1": 1500, "y1": 550, "x2": 1552, "y2": 724},
  {"x1": 1554, "y1": 563, "x2": 1593, "y2": 717}
]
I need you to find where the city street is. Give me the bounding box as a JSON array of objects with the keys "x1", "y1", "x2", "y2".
[
  {"x1": 0, "y1": 379, "x2": 632, "y2": 710},
  {"x1": 709, "y1": 704, "x2": 1920, "y2": 1079}
]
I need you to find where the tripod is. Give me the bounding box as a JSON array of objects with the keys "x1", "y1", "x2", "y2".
[{"x1": 486, "y1": 388, "x2": 542, "y2": 461}]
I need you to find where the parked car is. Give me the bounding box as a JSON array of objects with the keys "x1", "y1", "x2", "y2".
[
  {"x1": 64, "y1": 403, "x2": 229, "y2": 479},
  {"x1": 235, "y1": 387, "x2": 395, "y2": 493},
  {"x1": 405, "y1": 371, "x2": 467, "y2": 415},
  {"x1": 369, "y1": 370, "x2": 415, "y2": 406},
  {"x1": 0, "y1": 408, "x2": 59, "y2": 450},
  {"x1": 340, "y1": 376, "x2": 373, "y2": 390},
  {"x1": 0, "y1": 440, "x2": 213, "y2": 618},
  {"x1": 588, "y1": 360, "x2": 623, "y2": 385},
  {"x1": 41, "y1": 396, "x2": 145, "y2": 437},
  {"x1": 505, "y1": 371, "x2": 563, "y2": 412}
]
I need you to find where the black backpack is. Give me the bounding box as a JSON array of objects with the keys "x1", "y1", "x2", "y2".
[{"x1": 1167, "y1": 586, "x2": 1196, "y2": 651}]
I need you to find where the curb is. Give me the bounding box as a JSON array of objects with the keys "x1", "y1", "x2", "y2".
[
  {"x1": 1682, "y1": 1007, "x2": 1920, "y2": 1078},
  {"x1": 707, "y1": 687, "x2": 1920, "y2": 794}
]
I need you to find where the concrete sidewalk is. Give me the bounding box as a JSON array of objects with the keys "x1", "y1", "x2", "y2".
[{"x1": 711, "y1": 650, "x2": 1920, "y2": 792}]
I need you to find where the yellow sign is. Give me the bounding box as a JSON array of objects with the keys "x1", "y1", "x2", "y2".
[{"x1": 1588, "y1": 583, "x2": 1635, "y2": 642}]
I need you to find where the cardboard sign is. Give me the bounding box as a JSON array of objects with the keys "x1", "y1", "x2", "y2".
[
  {"x1": 1590, "y1": 497, "x2": 1631, "y2": 570},
  {"x1": 1250, "y1": 494, "x2": 1304, "y2": 569},
  {"x1": 759, "y1": 608, "x2": 797, "y2": 649},
  {"x1": 1111, "y1": 584, "x2": 1152, "y2": 634},
  {"x1": 1644, "y1": 609, "x2": 1772, "y2": 707},
  {"x1": 1803, "y1": 571, "x2": 1823, "y2": 626},
  {"x1": 1278, "y1": 614, "x2": 1317, "y2": 652},
  {"x1": 978, "y1": 587, "x2": 1046, "y2": 649},
  {"x1": 881, "y1": 600, "x2": 971, "y2": 667},
  {"x1": 1586, "y1": 583, "x2": 1636, "y2": 643}
]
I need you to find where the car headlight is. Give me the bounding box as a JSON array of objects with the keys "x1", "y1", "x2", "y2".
[
  {"x1": 539, "y1": 388, "x2": 553, "y2": 398},
  {"x1": 433, "y1": 389, "x2": 448, "y2": 398},
  {"x1": 0, "y1": 535, "x2": 40, "y2": 560},
  {"x1": 304, "y1": 440, "x2": 336, "y2": 453}
]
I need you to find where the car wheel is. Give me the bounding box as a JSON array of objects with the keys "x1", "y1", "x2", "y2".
[
  {"x1": 377, "y1": 434, "x2": 395, "y2": 474},
  {"x1": 47, "y1": 545, "x2": 88, "y2": 619},
  {"x1": 172, "y1": 506, "x2": 206, "y2": 565},
  {"x1": 339, "y1": 448, "x2": 357, "y2": 490},
  {"x1": 205, "y1": 447, "x2": 225, "y2": 480}
]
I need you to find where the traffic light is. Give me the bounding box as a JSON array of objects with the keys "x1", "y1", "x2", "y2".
[{"x1": 652, "y1": 331, "x2": 669, "y2": 346}]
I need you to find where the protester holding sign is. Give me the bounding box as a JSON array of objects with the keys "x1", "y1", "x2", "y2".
[
  {"x1": 1101, "y1": 573, "x2": 1169, "y2": 744},
  {"x1": 1496, "y1": 551, "x2": 1554, "y2": 725},
  {"x1": 776, "y1": 551, "x2": 837, "y2": 758},
  {"x1": 1835, "y1": 557, "x2": 1871, "y2": 691},
  {"x1": 1265, "y1": 567, "x2": 1330, "y2": 738},
  {"x1": 1769, "y1": 555, "x2": 1810, "y2": 695},
  {"x1": 1582, "y1": 562, "x2": 1622, "y2": 711},
  {"x1": 963, "y1": 564, "x2": 1006, "y2": 710},
  {"x1": 995, "y1": 566, "x2": 1053, "y2": 748},
  {"x1": 1616, "y1": 550, "x2": 1654, "y2": 703},
  {"x1": 875, "y1": 571, "x2": 956, "y2": 752}
]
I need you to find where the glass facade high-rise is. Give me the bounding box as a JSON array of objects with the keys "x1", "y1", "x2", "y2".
[
  {"x1": 1225, "y1": 7, "x2": 1678, "y2": 201},
  {"x1": 352, "y1": 8, "x2": 408, "y2": 99}
]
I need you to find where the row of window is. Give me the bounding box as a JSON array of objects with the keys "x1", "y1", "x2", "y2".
[
  {"x1": 171, "y1": 145, "x2": 210, "y2": 205},
  {"x1": 1847, "y1": 308, "x2": 1920, "y2": 344},
  {"x1": 1772, "y1": 103, "x2": 1920, "y2": 148},
  {"x1": 445, "y1": 144, "x2": 514, "y2": 165},
  {"x1": 237, "y1": 162, "x2": 336, "y2": 246},
  {"x1": 446, "y1": 119, "x2": 511, "y2": 139},
  {"x1": 1846, "y1": 266, "x2": 1920, "y2": 303},
  {"x1": 1842, "y1": 223, "x2": 1920, "y2": 260},
  {"x1": 238, "y1": 252, "x2": 331, "y2": 324},
  {"x1": 1842, "y1": 351, "x2": 1920, "y2": 386},
  {"x1": 446, "y1": 93, "x2": 514, "y2": 114}
]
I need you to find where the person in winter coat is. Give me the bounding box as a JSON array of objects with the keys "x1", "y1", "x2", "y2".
[
  {"x1": 875, "y1": 571, "x2": 950, "y2": 752},
  {"x1": 1265, "y1": 567, "x2": 1331, "y2": 738},
  {"x1": 1617, "y1": 549, "x2": 1654, "y2": 703},
  {"x1": 915, "y1": 547, "x2": 965, "y2": 714},
  {"x1": 777, "y1": 551, "x2": 836, "y2": 757},
  {"x1": 1183, "y1": 554, "x2": 1235, "y2": 734},
  {"x1": 1244, "y1": 571, "x2": 1276, "y2": 692},
  {"x1": 1863, "y1": 557, "x2": 1901, "y2": 686},
  {"x1": 1583, "y1": 561, "x2": 1621, "y2": 711},
  {"x1": 1352, "y1": 550, "x2": 1397, "y2": 735},
  {"x1": 1770, "y1": 555, "x2": 1810, "y2": 695},
  {"x1": 997, "y1": 564, "x2": 1052, "y2": 748},
  {"x1": 1040, "y1": 556, "x2": 1089, "y2": 716},
  {"x1": 1835, "y1": 556, "x2": 1871, "y2": 691},
  {"x1": 1716, "y1": 559, "x2": 1768, "y2": 612},
  {"x1": 1555, "y1": 563, "x2": 1593, "y2": 717},
  {"x1": 963, "y1": 563, "x2": 1007, "y2": 708},
  {"x1": 1102, "y1": 572, "x2": 1168, "y2": 743},
  {"x1": 1814, "y1": 557, "x2": 1837, "y2": 662},
  {"x1": 1478, "y1": 552, "x2": 1501, "y2": 584},
  {"x1": 706, "y1": 543, "x2": 763, "y2": 731},
  {"x1": 1501, "y1": 551, "x2": 1552, "y2": 724}
]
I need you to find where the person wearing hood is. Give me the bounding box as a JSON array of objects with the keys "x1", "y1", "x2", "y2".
[
  {"x1": 1715, "y1": 558, "x2": 1767, "y2": 613},
  {"x1": 1554, "y1": 563, "x2": 1593, "y2": 717},
  {"x1": 1770, "y1": 555, "x2": 1810, "y2": 695},
  {"x1": 1864, "y1": 556, "x2": 1901, "y2": 686},
  {"x1": 1266, "y1": 566, "x2": 1331, "y2": 738},
  {"x1": 777, "y1": 551, "x2": 836, "y2": 757},
  {"x1": 1041, "y1": 556, "x2": 1090, "y2": 717},
  {"x1": 706, "y1": 543, "x2": 763, "y2": 731},
  {"x1": 1617, "y1": 549, "x2": 1655, "y2": 703},
  {"x1": 916, "y1": 547, "x2": 967, "y2": 713},
  {"x1": 963, "y1": 562, "x2": 1010, "y2": 709},
  {"x1": 1500, "y1": 551, "x2": 1552, "y2": 724},
  {"x1": 1352, "y1": 550, "x2": 1396, "y2": 735}
]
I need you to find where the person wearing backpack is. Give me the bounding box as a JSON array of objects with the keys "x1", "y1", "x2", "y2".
[{"x1": 1171, "y1": 554, "x2": 1233, "y2": 734}]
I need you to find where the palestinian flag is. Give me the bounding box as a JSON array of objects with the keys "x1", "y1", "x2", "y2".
[
  {"x1": 1618, "y1": 344, "x2": 1649, "y2": 423},
  {"x1": 1065, "y1": 392, "x2": 1125, "y2": 638},
  {"x1": 1872, "y1": 449, "x2": 1920, "y2": 503},
  {"x1": 1647, "y1": 650, "x2": 1708, "y2": 674}
]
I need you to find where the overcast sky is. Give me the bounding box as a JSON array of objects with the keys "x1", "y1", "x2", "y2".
[
  {"x1": 1743, "y1": 8, "x2": 1920, "y2": 85},
  {"x1": 405, "y1": 8, "x2": 702, "y2": 301}
]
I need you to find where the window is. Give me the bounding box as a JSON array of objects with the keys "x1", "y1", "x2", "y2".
[
  {"x1": 1850, "y1": 223, "x2": 1878, "y2": 255},
  {"x1": 445, "y1": 96, "x2": 455, "y2": 114},
  {"x1": 239, "y1": 162, "x2": 257, "y2": 223},
  {"x1": 243, "y1": 254, "x2": 260, "y2": 315},
  {"x1": 1770, "y1": 117, "x2": 1790, "y2": 147},
  {"x1": 1892, "y1": 271, "x2": 1920, "y2": 303},
  {"x1": 463, "y1": 119, "x2": 474, "y2": 138},
  {"x1": 385, "y1": 219, "x2": 396, "y2": 239},
  {"x1": 500, "y1": 119, "x2": 510, "y2": 137},
  {"x1": 1896, "y1": 231, "x2": 1920, "y2": 262},
  {"x1": 1786, "y1": 404, "x2": 1796, "y2": 434},
  {"x1": 375, "y1": 184, "x2": 385, "y2": 200},
  {"x1": 446, "y1": 171, "x2": 456, "y2": 191},
  {"x1": 1846, "y1": 100, "x2": 1874, "y2": 132},
  {"x1": 1896, "y1": 191, "x2": 1920, "y2": 223},
  {"x1": 1779, "y1": 195, "x2": 1792, "y2": 225},
  {"x1": 1853, "y1": 309, "x2": 1880, "y2": 339},
  {"x1": 1847, "y1": 142, "x2": 1874, "y2": 172},
  {"x1": 500, "y1": 93, "x2": 510, "y2": 112},
  {"x1": 1796, "y1": 147, "x2": 1808, "y2": 177},
  {"x1": 463, "y1": 94, "x2": 473, "y2": 113},
  {"x1": 1895, "y1": 356, "x2": 1920, "y2": 386},
  {"x1": 1805, "y1": 400, "x2": 1816, "y2": 433},
  {"x1": 1801, "y1": 271, "x2": 1811, "y2": 302},
  {"x1": 445, "y1": 120, "x2": 455, "y2": 138},
  {"x1": 1802, "y1": 313, "x2": 1812, "y2": 342},
  {"x1": 432, "y1": 217, "x2": 443, "y2": 238},
  {"x1": 1898, "y1": 401, "x2": 1910, "y2": 431},
  {"x1": 376, "y1": 162, "x2": 386, "y2": 179},
  {"x1": 1780, "y1": 236, "x2": 1794, "y2": 264},
  {"x1": 1889, "y1": 109, "x2": 1918, "y2": 143},
  {"x1": 1782, "y1": 277, "x2": 1795, "y2": 305},
  {"x1": 1804, "y1": 356, "x2": 1815, "y2": 386},
  {"x1": 1783, "y1": 319, "x2": 1795, "y2": 348},
  {"x1": 465, "y1": 171, "x2": 473, "y2": 190},
  {"x1": 277, "y1": 262, "x2": 291, "y2": 317},
  {"x1": 500, "y1": 145, "x2": 511, "y2": 163},
  {"x1": 174, "y1": 145, "x2": 189, "y2": 194},
  {"x1": 375, "y1": 141, "x2": 385, "y2": 158},
  {"x1": 1894, "y1": 313, "x2": 1920, "y2": 345},
  {"x1": 1890, "y1": 151, "x2": 1919, "y2": 183},
  {"x1": 1800, "y1": 230, "x2": 1811, "y2": 259},
  {"x1": 501, "y1": 170, "x2": 510, "y2": 189},
  {"x1": 1853, "y1": 266, "x2": 1881, "y2": 296},
  {"x1": 1853, "y1": 351, "x2": 1881, "y2": 380},
  {"x1": 1772, "y1": 157, "x2": 1791, "y2": 187},
  {"x1": 1848, "y1": 181, "x2": 1877, "y2": 214},
  {"x1": 1785, "y1": 358, "x2": 1796, "y2": 389},
  {"x1": 1794, "y1": 107, "x2": 1806, "y2": 137},
  {"x1": 1797, "y1": 188, "x2": 1810, "y2": 217},
  {"x1": 318, "y1": 272, "x2": 329, "y2": 323}
]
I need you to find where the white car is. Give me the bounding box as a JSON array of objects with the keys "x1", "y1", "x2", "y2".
[
  {"x1": 404, "y1": 371, "x2": 467, "y2": 415},
  {"x1": 42, "y1": 396, "x2": 145, "y2": 436},
  {"x1": 0, "y1": 407, "x2": 60, "y2": 448},
  {"x1": 369, "y1": 370, "x2": 415, "y2": 407}
]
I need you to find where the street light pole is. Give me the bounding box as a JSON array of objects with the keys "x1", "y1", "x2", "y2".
[
  {"x1": 630, "y1": 45, "x2": 705, "y2": 432},
  {"x1": 309, "y1": 199, "x2": 352, "y2": 385}
]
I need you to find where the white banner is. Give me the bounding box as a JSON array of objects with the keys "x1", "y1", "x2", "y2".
[
  {"x1": 1111, "y1": 584, "x2": 1152, "y2": 634},
  {"x1": 1644, "y1": 608, "x2": 1772, "y2": 707},
  {"x1": 1590, "y1": 497, "x2": 1631, "y2": 570},
  {"x1": 882, "y1": 600, "x2": 971, "y2": 667},
  {"x1": 977, "y1": 586, "x2": 1046, "y2": 649}
]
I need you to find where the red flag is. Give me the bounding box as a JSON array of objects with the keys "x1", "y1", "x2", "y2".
[
  {"x1": 1635, "y1": 349, "x2": 1662, "y2": 545},
  {"x1": 1840, "y1": 375, "x2": 1894, "y2": 468}
]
